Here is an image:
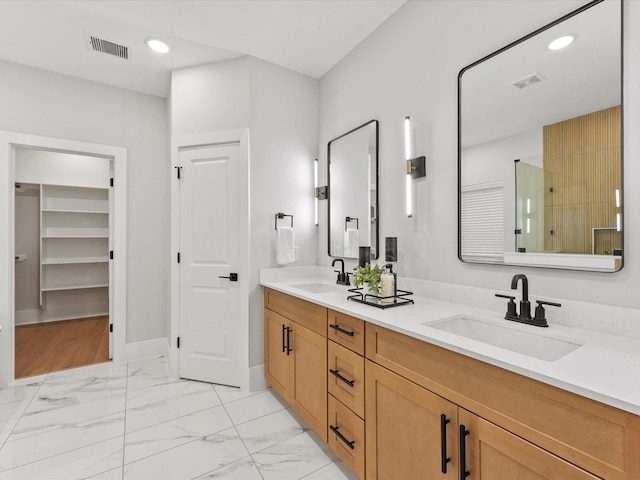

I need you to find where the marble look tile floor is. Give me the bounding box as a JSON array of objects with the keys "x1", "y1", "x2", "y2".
[{"x1": 0, "y1": 356, "x2": 358, "y2": 480}]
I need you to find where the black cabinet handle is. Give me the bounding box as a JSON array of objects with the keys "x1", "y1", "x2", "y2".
[
  {"x1": 286, "y1": 327, "x2": 292, "y2": 355},
  {"x1": 281, "y1": 324, "x2": 286, "y2": 353},
  {"x1": 329, "y1": 324, "x2": 355, "y2": 337},
  {"x1": 459, "y1": 425, "x2": 470, "y2": 480},
  {"x1": 441, "y1": 414, "x2": 451, "y2": 474},
  {"x1": 329, "y1": 425, "x2": 355, "y2": 450},
  {"x1": 329, "y1": 369, "x2": 355, "y2": 387}
]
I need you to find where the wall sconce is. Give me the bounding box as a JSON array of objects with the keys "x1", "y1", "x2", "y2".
[
  {"x1": 404, "y1": 116, "x2": 426, "y2": 217},
  {"x1": 615, "y1": 188, "x2": 621, "y2": 232},
  {"x1": 314, "y1": 158, "x2": 328, "y2": 226},
  {"x1": 314, "y1": 158, "x2": 318, "y2": 226}
]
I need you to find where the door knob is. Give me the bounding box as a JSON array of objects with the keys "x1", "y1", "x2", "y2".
[{"x1": 219, "y1": 273, "x2": 238, "y2": 282}]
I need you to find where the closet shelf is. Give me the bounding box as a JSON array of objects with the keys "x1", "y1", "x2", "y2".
[
  {"x1": 42, "y1": 234, "x2": 109, "y2": 239},
  {"x1": 42, "y1": 257, "x2": 109, "y2": 265},
  {"x1": 42, "y1": 208, "x2": 108, "y2": 214},
  {"x1": 42, "y1": 283, "x2": 108, "y2": 292},
  {"x1": 39, "y1": 184, "x2": 110, "y2": 311}
]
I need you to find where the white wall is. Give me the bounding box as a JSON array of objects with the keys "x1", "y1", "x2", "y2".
[
  {"x1": 318, "y1": 0, "x2": 639, "y2": 309},
  {"x1": 14, "y1": 188, "x2": 39, "y2": 318},
  {"x1": 0, "y1": 59, "x2": 171, "y2": 344},
  {"x1": 15, "y1": 149, "x2": 110, "y2": 189},
  {"x1": 171, "y1": 56, "x2": 319, "y2": 368}
]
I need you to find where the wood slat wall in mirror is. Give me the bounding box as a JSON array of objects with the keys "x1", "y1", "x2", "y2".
[{"x1": 543, "y1": 106, "x2": 621, "y2": 256}]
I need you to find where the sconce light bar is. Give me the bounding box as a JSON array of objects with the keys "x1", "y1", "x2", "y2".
[
  {"x1": 404, "y1": 116, "x2": 411, "y2": 161},
  {"x1": 404, "y1": 116, "x2": 427, "y2": 218},
  {"x1": 615, "y1": 188, "x2": 620, "y2": 208},
  {"x1": 405, "y1": 116, "x2": 412, "y2": 217},
  {"x1": 616, "y1": 213, "x2": 621, "y2": 232},
  {"x1": 314, "y1": 159, "x2": 319, "y2": 226}
]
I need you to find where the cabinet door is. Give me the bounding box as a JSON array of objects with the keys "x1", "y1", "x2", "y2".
[
  {"x1": 290, "y1": 322, "x2": 328, "y2": 442},
  {"x1": 264, "y1": 309, "x2": 290, "y2": 400},
  {"x1": 366, "y1": 361, "x2": 458, "y2": 480},
  {"x1": 458, "y1": 409, "x2": 601, "y2": 480}
]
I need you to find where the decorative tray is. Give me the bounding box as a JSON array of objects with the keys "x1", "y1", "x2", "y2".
[{"x1": 347, "y1": 288, "x2": 414, "y2": 309}]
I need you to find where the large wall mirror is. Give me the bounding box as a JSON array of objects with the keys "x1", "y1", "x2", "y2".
[
  {"x1": 328, "y1": 120, "x2": 379, "y2": 259},
  {"x1": 458, "y1": 0, "x2": 622, "y2": 272}
]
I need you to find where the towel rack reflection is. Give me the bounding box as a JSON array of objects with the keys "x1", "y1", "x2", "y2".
[
  {"x1": 345, "y1": 217, "x2": 359, "y2": 231},
  {"x1": 275, "y1": 212, "x2": 294, "y2": 230}
]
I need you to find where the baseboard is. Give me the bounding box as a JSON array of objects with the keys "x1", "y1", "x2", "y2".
[
  {"x1": 122, "y1": 337, "x2": 170, "y2": 363},
  {"x1": 248, "y1": 363, "x2": 268, "y2": 392},
  {"x1": 15, "y1": 308, "x2": 108, "y2": 326}
]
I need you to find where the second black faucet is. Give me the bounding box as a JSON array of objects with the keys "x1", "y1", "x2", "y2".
[{"x1": 496, "y1": 274, "x2": 561, "y2": 327}]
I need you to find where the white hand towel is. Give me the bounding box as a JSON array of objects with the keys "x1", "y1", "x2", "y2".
[
  {"x1": 343, "y1": 228, "x2": 359, "y2": 258},
  {"x1": 276, "y1": 226, "x2": 296, "y2": 265}
]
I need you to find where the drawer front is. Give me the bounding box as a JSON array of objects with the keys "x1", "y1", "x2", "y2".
[
  {"x1": 328, "y1": 394, "x2": 365, "y2": 480},
  {"x1": 328, "y1": 309, "x2": 365, "y2": 355},
  {"x1": 264, "y1": 288, "x2": 327, "y2": 337},
  {"x1": 366, "y1": 323, "x2": 635, "y2": 480},
  {"x1": 328, "y1": 340, "x2": 365, "y2": 418}
]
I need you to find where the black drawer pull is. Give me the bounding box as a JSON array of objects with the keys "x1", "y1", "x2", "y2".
[
  {"x1": 459, "y1": 425, "x2": 470, "y2": 479},
  {"x1": 329, "y1": 368, "x2": 355, "y2": 387},
  {"x1": 330, "y1": 425, "x2": 355, "y2": 450},
  {"x1": 441, "y1": 414, "x2": 451, "y2": 474},
  {"x1": 281, "y1": 324, "x2": 286, "y2": 353},
  {"x1": 329, "y1": 324, "x2": 355, "y2": 337}
]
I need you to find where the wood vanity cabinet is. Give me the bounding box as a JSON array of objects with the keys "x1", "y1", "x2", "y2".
[
  {"x1": 327, "y1": 309, "x2": 366, "y2": 479},
  {"x1": 264, "y1": 288, "x2": 328, "y2": 441},
  {"x1": 263, "y1": 288, "x2": 640, "y2": 480},
  {"x1": 365, "y1": 323, "x2": 640, "y2": 480}
]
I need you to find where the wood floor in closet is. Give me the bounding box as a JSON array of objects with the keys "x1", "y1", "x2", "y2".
[{"x1": 15, "y1": 315, "x2": 110, "y2": 379}]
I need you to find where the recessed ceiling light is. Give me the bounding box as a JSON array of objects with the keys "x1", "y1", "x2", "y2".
[
  {"x1": 548, "y1": 35, "x2": 574, "y2": 51},
  {"x1": 146, "y1": 38, "x2": 169, "y2": 54}
]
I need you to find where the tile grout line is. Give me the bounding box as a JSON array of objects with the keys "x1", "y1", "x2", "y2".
[
  {"x1": 119, "y1": 360, "x2": 129, "y2": 480},
  {"x1": 215, "y1": 386, "x2": 267, "y2": 480},
  {"x1": 0, "y1": 376, "x2": 47, "y2": 456}
]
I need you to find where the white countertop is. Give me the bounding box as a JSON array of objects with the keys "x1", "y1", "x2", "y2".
[{"x1": 260, "y1": 268, "x2": 640, "y2": 416}]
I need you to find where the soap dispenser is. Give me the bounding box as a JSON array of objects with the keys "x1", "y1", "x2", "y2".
[{"x1": 380, "y1": 264, "x2": 397, "y2": 305}]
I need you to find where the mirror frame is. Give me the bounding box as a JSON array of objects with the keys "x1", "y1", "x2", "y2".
[
  {"x1": 327, "y1": 119, "x2": 379, "y2": 260},
  {"x1": 457, "y1": 0, "x2": 623, "y2": 272}
]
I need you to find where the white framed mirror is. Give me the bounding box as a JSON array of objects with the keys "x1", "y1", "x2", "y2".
[{"x1": 458, "y1": 0, "x2": 622, "y2": 272}]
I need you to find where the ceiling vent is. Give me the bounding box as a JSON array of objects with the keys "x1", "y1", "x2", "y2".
[
  {"x1": 89, "y1": 35, "x2": 129, "y2": 60},
  {"x1": 512, "y1": 72, "x2": 546, "y2": 90}
]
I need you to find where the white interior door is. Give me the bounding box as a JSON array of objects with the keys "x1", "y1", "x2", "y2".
[{"x1": 178, "y1": 142, "x2": 242, "y2": 386}]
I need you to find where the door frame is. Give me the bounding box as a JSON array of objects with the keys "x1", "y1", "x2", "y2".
[
  {"x1": 0, "y1": 131, "x2": 127, "y2": 387},
  {"x1": 170, "y1": 129, "x2": 250, "y2": 390}
]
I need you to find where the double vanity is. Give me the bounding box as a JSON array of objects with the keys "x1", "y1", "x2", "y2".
[{"x1": 261, "y1": 267, "x2": 640, "y2": 480}]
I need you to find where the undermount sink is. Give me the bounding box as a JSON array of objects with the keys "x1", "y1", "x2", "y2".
[
  {"x1": 426, "y1": 315, "x2": 582, "y2": 362},
  {"x1": 290, "y1": 283, "x2": 344, "y2": 294}
]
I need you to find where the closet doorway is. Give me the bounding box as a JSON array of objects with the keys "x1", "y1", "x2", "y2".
[
  {"x1": 13, "y1": 148, "x2": 113, "y2": 378},
  {"x1": 0, "y1": 131, "x2": 127, "y2": 387}
]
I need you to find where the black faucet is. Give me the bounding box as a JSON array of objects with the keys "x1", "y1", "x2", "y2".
[
  {"x1": 332, "y1": 259, "x2": 351, "y2": 286},
  {"x1": 511, "y1": 274, "x2": 531, "y2": 321},
  {"x1": 495, "y1": 274, "x2": 560, "y2": 327}
]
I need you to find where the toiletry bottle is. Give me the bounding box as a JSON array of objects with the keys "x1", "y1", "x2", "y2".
[{"x1": 380, "y1": 264, "x2": 396, "y2": 305}]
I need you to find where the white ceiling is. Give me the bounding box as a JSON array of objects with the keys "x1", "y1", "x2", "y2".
[{"x1": 0, "y1": 0, "x2": 405, "y2": 98}]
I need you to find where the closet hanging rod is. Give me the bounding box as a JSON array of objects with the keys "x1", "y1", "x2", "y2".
[{"x1": 275, "y1": 212, "x2": 294, "y2": 230}]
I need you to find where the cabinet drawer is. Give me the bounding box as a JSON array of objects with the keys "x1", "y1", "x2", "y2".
[
  {"x1": 328, "y1": 340, "x2": 365, "y2": 418},
  {"x1": 264, "y1": 288, "x2": 327, "y2": 336},
  {"x1": 328, "y1": 394, "x2": 365, "y2": 480},
  {"x1": 328, "y1": 309, "x2": 365, "y2": 355},
  {"x1": 366, "y1": 323, "x2": 639, "y2": 480}
]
